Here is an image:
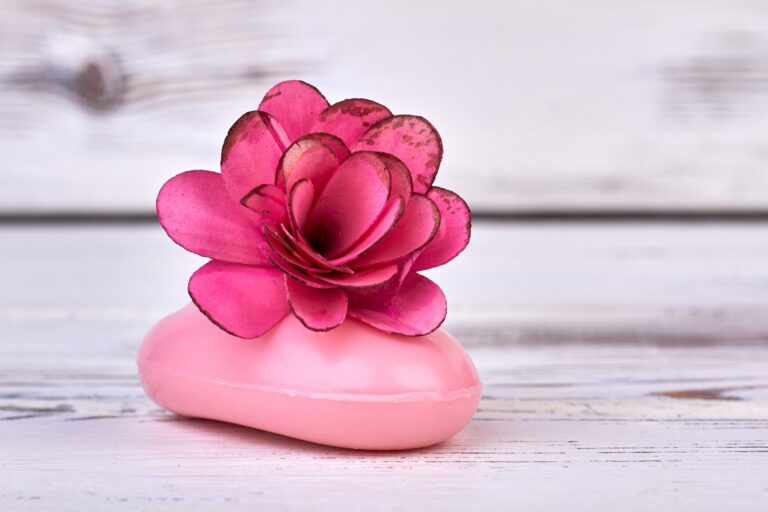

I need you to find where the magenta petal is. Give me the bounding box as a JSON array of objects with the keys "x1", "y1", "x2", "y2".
[
  {"x1": 353, "y1": 194, "x2": 440, "y2": 268},
  {"x1": 376, "y1": 152, "x2": 413, "y2": 199},
  {"x1": 258, "y1": 80, "x2": 329, "y2": 142},
  {"x1": 288, "y1": 179, "x2": 315, "y2": 236},
  {"x1": 280, "y1": 138, "x2": 340, "y2": 197},
  {"x1": 221, "y1": 111, "x2": 288, "y2": 202},
  {"x1": 349, "y1": 273, "x2": 447, "y2": 336},
  {"x1": 413, "y1": 187, "x2": 471, "y2": 271},
  {"x1": 312, "y1": 98, "x2": 392, "y2": 148},
  {"x1": 241, "y1": 184, "x2": 287, "y2": 222},
  {"x1": 352, "y1": 115, "x2": 442, "y2": 194},
  {"x1": 287, "y1": 279, "x2": 348, "y2": 331},
  {"x1": 188, "y1": 261, "x2": 290, "y2": 339},
  {"x1": 317, "y1": 264, "x2": 398, "y2": 288},
  {"x1": 303, "y1": 132, "x2": 351, "y2": 164},
  {"x1": 307, "y1": 152, "x2": 390, "y2": 258},
  {"x1": 157, "y1": 170, "x2": 270, "y2": 266},
  {"x1": 330, "y1": 195, "x2": 405, "y2": 266}
]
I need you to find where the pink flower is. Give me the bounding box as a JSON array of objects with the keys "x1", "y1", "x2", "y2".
[{"x1": 157, "y1": 81, "x2": 471, "y2": 338}]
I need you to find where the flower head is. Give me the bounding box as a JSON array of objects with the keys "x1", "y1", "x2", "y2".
[{"x1": 157, "y1": 81, "x2": 471, "y2": 338}]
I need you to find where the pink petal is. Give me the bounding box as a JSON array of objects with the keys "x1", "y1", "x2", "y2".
[
  {"x1": 349, "y1": 273, "x2": 446, "y2": 336},
  {"x1": 376, "y1": 152, "x2": 413, "y2": 199},
  {"x1": 279, "y1": 138, "x2": 340, "y2": 197},
  {"x1": 241, "y1": 184, "x2": 287, "y2": 223},
  {"x1": 188, "y1": 261, "x2": 290, "y2": 339},
  {"x1": 287, "y1": 279, "x2": 348, "y2": 331},
  {"x1": 157, "y1": 170, "x2": 270, "y2": 266},
  {"x1": 330, "y1": 195, "x2": 405, "y2": 265},
  {"x1": 312, "y1": 98, "x2": 392, "y2": 147},
  {"x1": 288, "y1": 179, "x2": 315, "y2": 236},
  {"x1": 221, "y1": 111, "x2": 289, "y2": 202},
  {"x1": 352, "y1": 194, "x2": 440, "y2": 268},
  {"x1": 347, "y1": 255, "x2": 416, "y2": 307},
  {"x1": 352, "y1": 115, "x2": 442, "y2": 194},
  {"x1": 317, "y1": 264, "x2": 398, "y2": 288},
  {"x1": 307, "y1": 152, "x2": 390, "y2": 258},
  {"x1": 258, "y1": 80, "x2": 329, "y2": 143},
  {"x1": 304, "y1": 132, "x2": 351, "y2": 163},
  {"x1": 413, "y1": 187, "x2": 471, "y2": 271}
]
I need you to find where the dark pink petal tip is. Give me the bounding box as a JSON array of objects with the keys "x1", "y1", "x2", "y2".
[
  {"x1": 221, "y1": 110, "x2": 289, "y2": 202},
  {"x1": 351, "y1": 115, "x2": 443, "y2": 194},
  {"x1": 312, "y1": 98, "x2": 392, "y2": 148},
  {"x1": 188, "y1": 261, "x2": 290, "y2": 339}
]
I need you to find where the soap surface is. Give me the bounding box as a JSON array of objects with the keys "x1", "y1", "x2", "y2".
[{"x1": 138, "y1": 304, "x2": 482, "y2": 450}]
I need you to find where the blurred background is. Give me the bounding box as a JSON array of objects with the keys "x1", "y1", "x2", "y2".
[{"x1": 3, "y1": 0, "x2": 768, "y2": 344}]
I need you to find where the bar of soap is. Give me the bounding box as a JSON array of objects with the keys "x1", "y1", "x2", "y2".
[{"x1": 138, "y1": 303, "x2": 482, "y2": 450}]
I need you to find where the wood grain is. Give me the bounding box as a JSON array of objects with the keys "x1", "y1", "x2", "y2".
[
  {"x1": 2, "y1": 223, "x2": 768, "y2": 509},
  {"x1": 6, "y1": 1, "x2": 768, "y2": 214},
  {"x1": 2, "y1": 315, "x2": 767, "y2": 510}
]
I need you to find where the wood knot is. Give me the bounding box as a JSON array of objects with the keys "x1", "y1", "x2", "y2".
[
  {"x1": 71, "y1": 57, "x2": 125, "y2": 110},
  {"x1": 8, "y1": 33, "x2": 127, "y2": 111}
]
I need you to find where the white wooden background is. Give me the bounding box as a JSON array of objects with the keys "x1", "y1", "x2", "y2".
[
  {"x1": 2, "y1": 1, "x2": 768, "y2": 510},
  {"x1": 6, "y1": 0, "x2": 768, "y2": 213}
]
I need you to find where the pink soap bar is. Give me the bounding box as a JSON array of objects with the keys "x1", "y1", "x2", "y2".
[{"x1": 138, "y1": 304, "x2": 482, "y2": 450}]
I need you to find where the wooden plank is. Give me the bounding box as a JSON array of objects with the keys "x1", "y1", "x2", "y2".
[
  {"x1": 2, "y1": 319, "x2": 767, "y2": 510},
  {"x1": 3, "y1": 222, "x2": 768, "y2": 344},
  {"x1": 2, "y1": 223, "x2": 768, "y2": 508},
  {"x1": 6, "y1": 1, "x2": 768, "y2": 213}
]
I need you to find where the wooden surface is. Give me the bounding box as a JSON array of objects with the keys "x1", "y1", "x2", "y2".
[
  {"x1": 2, "y1": 222, "x2": 767, "y2": 510},
  {"x1": 7, "y1": 0, "x2": 768, "y2": 213}
]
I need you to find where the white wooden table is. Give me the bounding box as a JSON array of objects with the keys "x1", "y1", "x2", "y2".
[{"x1": 2, "y1": 223, "x2": 767, "y2": 511}]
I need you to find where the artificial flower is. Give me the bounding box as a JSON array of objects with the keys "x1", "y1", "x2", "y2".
[{"x1": 157, "y1": 81, "x2": 470, "y2": 338}]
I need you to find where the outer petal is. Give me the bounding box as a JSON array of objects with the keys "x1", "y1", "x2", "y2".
[
  {"x1": 287, "y1": 279, "x2": 348, "y2": 331},
  {"x1": 352, "y1": 194, "x2": 440, "y2": 268},
  {"x1": 349, "y1": 273, "x2": 447, "y2": 336},
  {"x1": 312, "y1": 98, "x2": 392, "y2": 148},
  {"x1": 258, "y1": 80, "x2": 329, "y2": 142},
  {"x1": 157, "y1": 170, "x2": 270, "y2": 266},
  {"x1": 188, "y1": 261, "x2": 290, "y2": 339},
  {"x1": 221, "y1": 111, "x2": 289, "y2": 202},
  {"x1": 307, "y1": 152, "x2": 390, "y2": 258},
  {"x1": 413, "y1": 187, "x2": 471, "y2": 271},
  {"x1": 352, "y1": 115, "x2": 442, "y2": 194}
]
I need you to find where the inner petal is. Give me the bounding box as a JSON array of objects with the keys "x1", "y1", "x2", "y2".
[{"x1": 306, "y1": 152, "x2": 390, "y2": 258}]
